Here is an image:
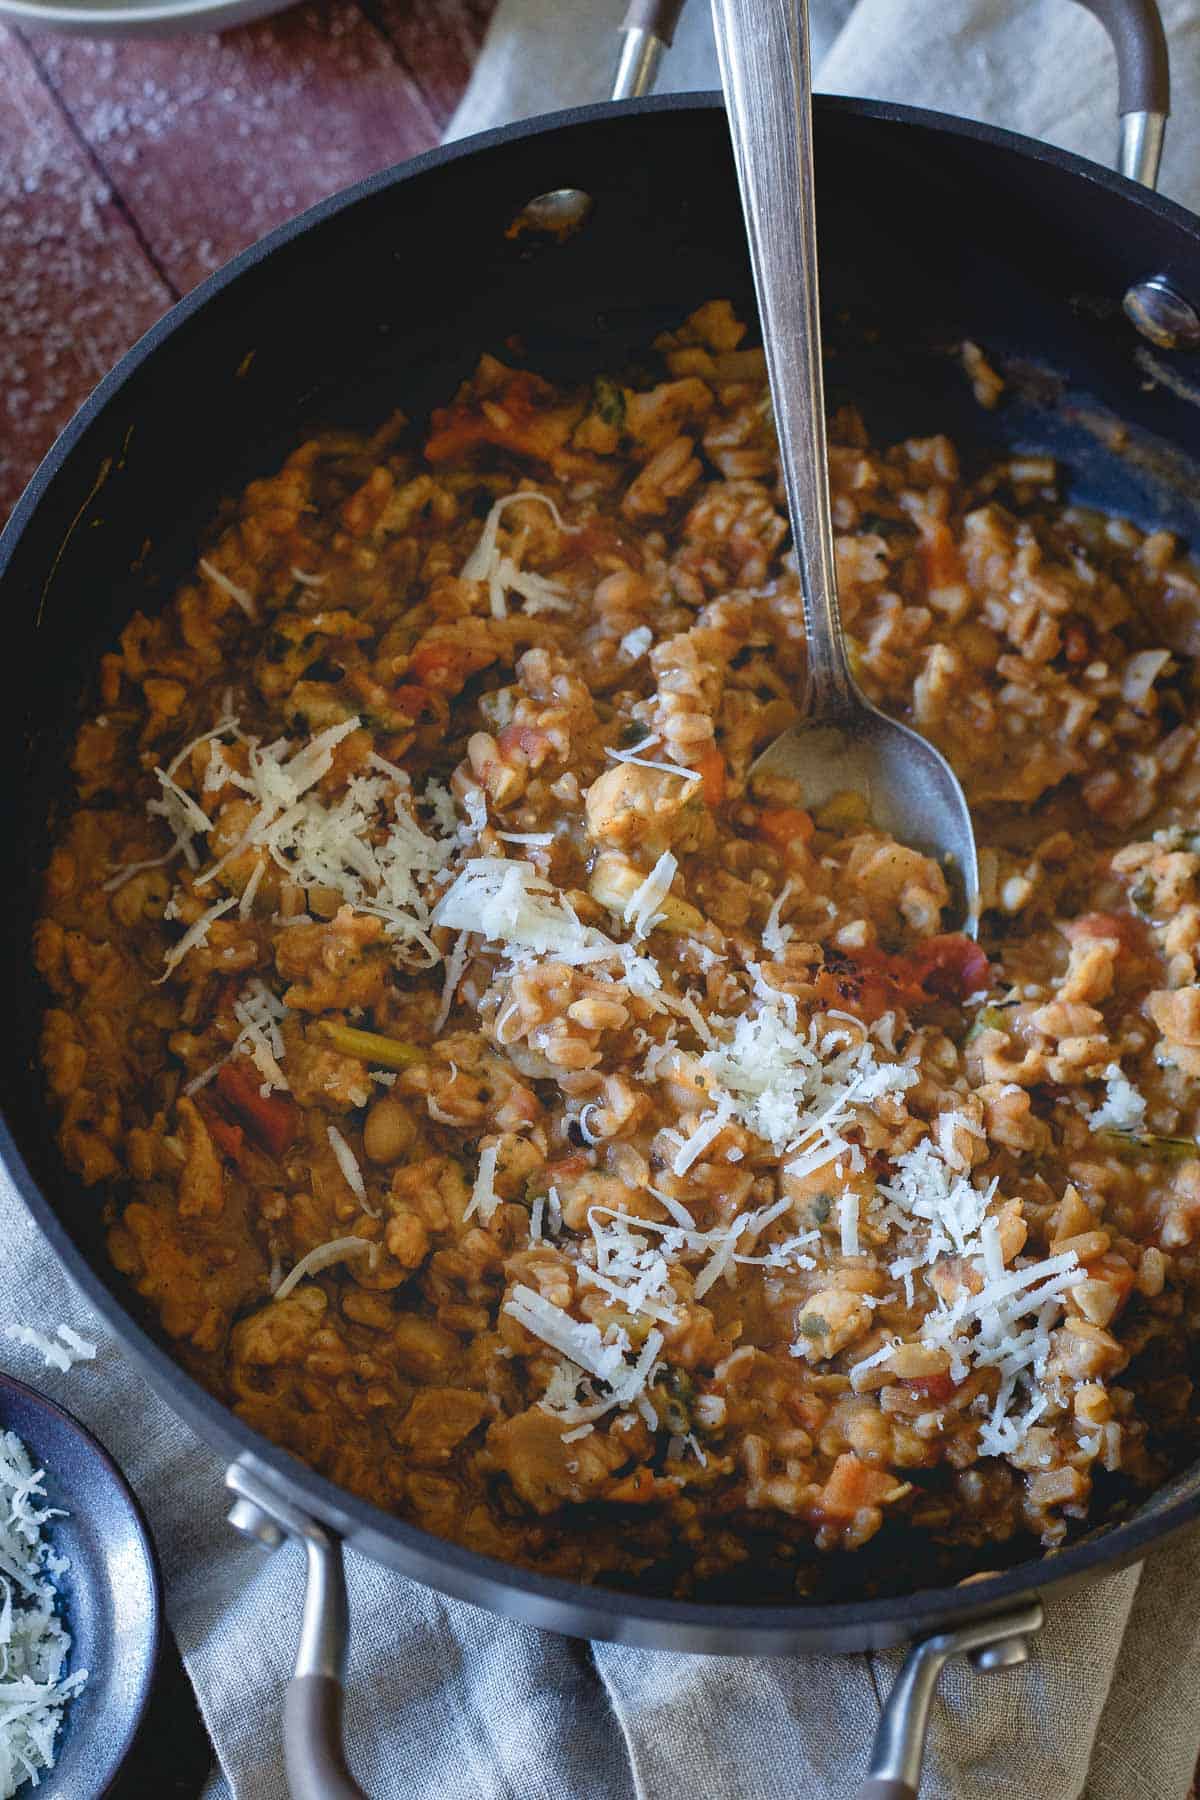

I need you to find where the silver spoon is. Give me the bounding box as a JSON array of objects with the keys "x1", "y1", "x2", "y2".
[{"x1": 710, "y1": 0, "x2": 981, "y2": 934}]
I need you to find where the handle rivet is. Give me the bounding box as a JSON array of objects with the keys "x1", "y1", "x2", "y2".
[
  {"x1": 1123, "y1": 275, "x2": 1200, "y2": 350},
  {"x1": 227, "y1": 1494, "x2": 286, "y2": 1550},
  {"x1": 508, "y1": 189, "x2": 593, "y2": 242},
  {"x1": 970, "y1": 1634, "x2": 1032, "y2": 1672}
]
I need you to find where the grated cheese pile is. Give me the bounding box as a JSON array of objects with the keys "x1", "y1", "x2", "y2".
[
  {"x1": 499, "y1": 946, "x2": 1085, "y2": 1459},
  {"x1": 149, "y1": 689, "x2": 1090, "y2": 1470},
  {"x1": 147, "y1": 713, "x2": 460, "y2": 984},
  {"x1": 3, "y1": 1328, "x2": 96, "y2": 1378},
  {"x1": 431, "y1": 857, "x2": 665, "y2": 1005},
  {"x1": 460, "y1": 492, "x2": 577, "y2": 620},
  {"x1": 231, "y1": 979, "x2": 289, "y2": 1093},
  {"x1": 1089, "y1": 1062, "x2": 1148, "y2": 1135},
  {"x1": 182, "y1": 977, "x2": 293, "y2": 1099},
  {"x1": 868, "y1": 1122, "x2": 1081, "y2": 1456},
  {"x1": 0, "y1": 1433, "x2": 87, "y2": 1797},
  {"x1": 681, "y1": 995, "x2": 918, "y2": 1164}
]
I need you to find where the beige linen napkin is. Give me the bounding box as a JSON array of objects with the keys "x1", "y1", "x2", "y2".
[{"x1": 447, "y1": 0, "x2": 1200, "y2": 214}]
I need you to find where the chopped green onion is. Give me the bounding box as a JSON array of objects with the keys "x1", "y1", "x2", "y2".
[
  {"x1": 317, "y1": 1021, "x2": 426, "y2": 1069},
  {"x1": 1098, "y1": 1128, "x2": 1199, "y2": 1163}
]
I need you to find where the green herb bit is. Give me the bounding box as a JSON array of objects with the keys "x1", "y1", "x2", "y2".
[
  {"x1": 809, "y1": 1194, "x2": 832, "y2": 1225},
  {"x1": 795, "y1": 1313, "x2": 828, "y2": 1339},
  {"x1": 593, "y1": 376, "x2": 627, "y2": 430},
  {"x1": 856, "y1": 511, "x2": 916, "y2": 539},
  {"x1": 1130, "y1": 874, "x2": 1156, "y2": 916},
  {"x1": 965, "y1": 1003, "x2": 1011, "y2": 1042},
  {"x1": 317, "y1": 1021, "x2": 426, "y2": 1069},
  {"x1": 1098, "y1": 1128, "x2": 1200, "y2": 1163},
  {"x1": 655, "y1": 1368, "x2": 696, "y2": 1436}
]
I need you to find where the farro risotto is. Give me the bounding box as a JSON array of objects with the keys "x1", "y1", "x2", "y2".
[{"x1": 34, "y1": 302, "x2": 1200, "y2": 1599}]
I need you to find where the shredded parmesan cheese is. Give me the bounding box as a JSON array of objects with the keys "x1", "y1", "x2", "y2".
[
  {"x1": 147, "y1": 713, "x2": 458, "y2": 975},
  {"x1": 839, "y1": 1192, "x2": 862, "y2": 1258},
  {"x1": 1089, "y1": 1063, "x2": 1148, "y2": 1134},
  {"x1": 326, "y1": 1127, "x2": 374, "y2": 1215},
  {"x1": 273, "y1": 1237, "x2": 376, "y2": 1304},
  {"x1": 761, "y1": 880, "x2": 794, "y2": 955},
  {"x1": 153, "y1": 896, "x2": 236, "y2": 985},
  {"x1": 604, "y1": 745, "x2": 702, "y2": 783},
  {"x1": 0, "y1": 1432, "x2": 88, "y2": 1795},
  {"x1": 624, "y1": 851, "x2": 678, "y2": 942},
  {"x1": 4, "y1": 1326, "x2": 96, "y2": 1375},
  {"x1": 199, "y1": 557, "x2": 256, "y2": 619},
  {"x1": 465, "y1": 1145, "x2": 500, "y2": 1226},
  {"x1": 460, "y1": 492, "x2": 578, "y2": 620}
]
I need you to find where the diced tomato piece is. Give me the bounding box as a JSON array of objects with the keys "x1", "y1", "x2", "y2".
[
  {"x1": 904, "y1": 1372, "x2": 959, "y2": 1406},
  {"x1": 388, "y1": 684, "x2": 433, "y2": 718},
  {"x1": 920, "y1": 521, "x2": 964, "y2": 588},
  {"x1": 545, "y1": 1152, "x2": 590, "y2": 1181},
  {"x1": 203, "y1": 1111, "x2": 245, "y2": 1163},
  {"x1": 408, "y1": 641, "x2": 495, "y2": 693},
  {"x1": 425, "y1": 369, "x2": 569, "y2": 464},
  {"x1": 1065, "y1": 911, "x2": 1149, "y2": 954},
  {"x1": 814, "y1": 953, "x2": 911, "y2": 1024},
  {"x1": 606, "y1": 1467, "x2": 662, "y2": 1505},
  {"x1": 909, "y1": 934, "x2": 991, "y2": 1002},
  {"x1": 214, "y1": 1062, "x2": 298, "y2": 1158},
  {"x1": 758, "y1": 807, "x2": 815, "y2": 855},
  {"x1": 819, "y1": 1452, "x2": 898, "y2": 1518},
  {"x1": 816, "y1": 936, "x2": 988, "y2": 1022},
  {"x1": 697, "y1": 748, "x2": 726, "y2": 809},
  {"x1": 1063, "y1": 911, "x2": 1158, "y2": 984},
  {"x1": 496, "y1": 723, "x2": 553, "y2": 764}
]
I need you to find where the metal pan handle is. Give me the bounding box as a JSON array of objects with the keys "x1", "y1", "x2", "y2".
[
  {"x1": 852, "y1": 1602, "x2": 1045, "y2": 1800},
  {"x1": 1074, "y1": 0, "x2": 1169, "y2": 186},
  {"x1": 614, "y1": 0, "x2": 686, "y2": 98},
  {"x1": 614, "y1": 0, "x2": 1170, "y2": 189},
  {"x1": 227, "y1": 1459, "x2": 366, "y2": 1800}
]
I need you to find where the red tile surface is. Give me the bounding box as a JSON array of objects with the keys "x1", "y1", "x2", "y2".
[
  {"x1": 0, "y1": 22, "x2": 172, "y2": 516},
  {"x1": 2, "y1": 0, "x2": 493, "y2": 523},
  {"x1": 28, "y1": 1, "x2": 445, "y2": 293},
  {"x1": 366, "y1": 0, "x2": 492, "y2": 130}
]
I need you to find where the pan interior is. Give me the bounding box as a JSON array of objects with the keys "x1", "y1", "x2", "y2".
[{"x1": 6, "y1": 96, "x2": 1200, "y2": 1639}]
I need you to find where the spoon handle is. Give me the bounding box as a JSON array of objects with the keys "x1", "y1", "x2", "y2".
[{"x1": 710, "y1": 0, "x2": 855, "y2": 720}]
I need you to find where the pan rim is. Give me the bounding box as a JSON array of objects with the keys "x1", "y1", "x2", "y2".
[
  {"x1": 4, "y1": 90, "x2": 1200, "y2": 1650},
  {"x1": 3, "y1": 88, "x2": 1198, "y2": 573}
]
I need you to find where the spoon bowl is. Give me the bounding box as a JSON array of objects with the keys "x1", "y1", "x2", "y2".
[
  {"x1": 750, "y1": 710, "x2": 981, "y2": 931},
  {"x1": 711, "y1": 0, "x2": 981, "y2": 934}
]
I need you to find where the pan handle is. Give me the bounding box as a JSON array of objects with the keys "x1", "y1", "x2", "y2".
[
  {"x1": 613, "y1": 0, "x2": 1169, "y2": 190},
  {"x1": 613, "y1": 0, "x2": 686, "y2": 99},
  {"x1": 1073, "y1": 0, "x2": 1169, "y2": 187},
  {"x1": 853, "y1": 1601, "x2": 1045, "y2": 1800},
  {"x1": 227, "y1": 1458, "x2": 366, "y2": 1800}
]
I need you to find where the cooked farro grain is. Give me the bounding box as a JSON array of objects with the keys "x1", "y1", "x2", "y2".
[{"x1": 35, "y1": 302, "x2": 1200, "y2": 1599}]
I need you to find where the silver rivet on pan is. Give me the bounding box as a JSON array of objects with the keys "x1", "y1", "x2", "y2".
[
  {"x1": 970, "y1": 1634, "x2": 1034, "y2": 1671},
  {"x1": 227, "y1": 1494, "x2": 285, "y2": 1550},
  {"x1": 508, "y1": 189, "x2": 594, "y2": 240},
  {"x1": 1123, "y1": 274, "x2": 1200, "y2": 350}
]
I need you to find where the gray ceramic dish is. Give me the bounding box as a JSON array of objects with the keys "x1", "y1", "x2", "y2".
[
  {"x1": 0, "y1": 1371, "x2": 162, "y2": 1799},
  {"x1": 0, "y1": 0, "x2": 289, "y2": 36}
]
